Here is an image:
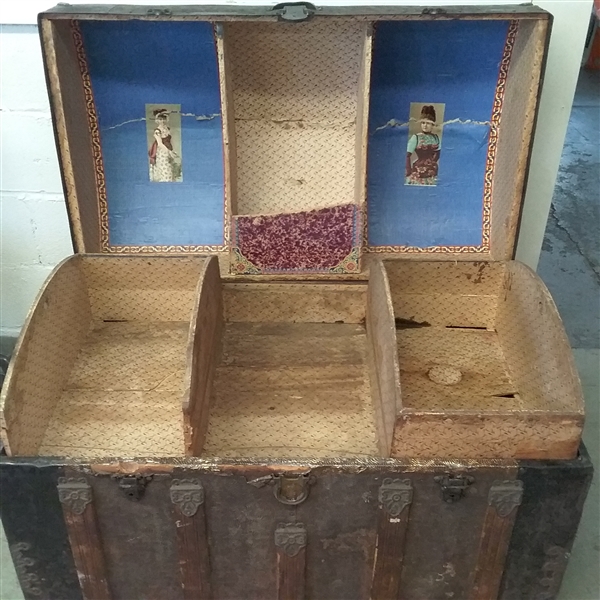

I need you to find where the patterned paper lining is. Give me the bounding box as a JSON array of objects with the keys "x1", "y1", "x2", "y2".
[
  {"x1": 366, "y1": 19, "x2": 519, "y2": 255},
  {"x1": 231, "y1": 204, "x2": 362, "y2": 274}
]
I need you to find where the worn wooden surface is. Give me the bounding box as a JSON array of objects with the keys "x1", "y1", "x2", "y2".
[
  {"x1": 370, "y1": 480, "x2": 412, "y2": 599},
  {"x1": 171, "y1": 481, "x2": 212, "y2": 599},
  {"x1": 471, "y1": 483, "x2": 522, "y2": 599},
  {"x1": 58, "y1": 475, "x2": 111, "y2": 599},
  {"x1": 276, "y1": 525, "x2": 307, "y2": 600},
  {"x1": 385, "y1": 259, "x2": 583, "y2": 460},
  {"x1": 224, "y1": 282, "x2": 367, "y2": 323},
  {"x1": 366, "y1": 260, "x2": 400, "y2": 457},
  {"x1": 81, "y1": 255, "x2": 205, "y2": 322},
  {"x1": 216, "y1": 24, "x2": 237, "y2": 224},
  {"x1": 184, "y1": 256, "x2": 223, "y2": 456},
  {"x1": 203, "y1": 322, "x2": 379, "y2": 458},
  {"x1": 392, "y1": 412, "x2": 583, "y2": 460},
  {"x1": 397, "y1": 327, "x2": 517, "y2": 411},
  {"x1": 40, "y1": 321, "x2": 187, "y2": 457},
  {"x1": 496, "y1": 261, "x2": 584, "y2": 413},
  {"x1": 40, "y1": 20, "x2": 101, "y2": 253},
  {"x1": 354, "y1": 23, "x2": 372, "y2": 210}
]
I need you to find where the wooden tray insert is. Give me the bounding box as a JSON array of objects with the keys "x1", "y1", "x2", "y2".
[
  {"x1": 384, "y1": 260, "x2": 585, "y2": 459},
  {"x1": 0, "y1": 256, "x2": 208, "y2": 458}
]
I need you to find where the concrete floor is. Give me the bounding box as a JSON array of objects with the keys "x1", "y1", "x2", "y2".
[
  {"x1": 543, "y1": 68, "x2": 600, "y2": 600},
  {"x1": 0, "y1": 70, "x2": 598, "y2": 600}
]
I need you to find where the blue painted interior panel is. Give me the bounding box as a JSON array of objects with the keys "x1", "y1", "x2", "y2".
[
  {"x1": 367, "y1": 20, "x2": 510, "y2": 248},
  {"x1": 79, "y1": 20, "x2": 225, "y2": 247}
]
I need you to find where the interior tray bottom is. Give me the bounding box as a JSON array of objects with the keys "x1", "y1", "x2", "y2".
[
  {"x1": 203, "y1": 322, "x2": 380, "y2": 458},
  {"x1": 397, "y1": 327, "x2": 522, "y2": 412},
  {"x1": 39, "y1": 321, "x2": 187, "y2": 458}
]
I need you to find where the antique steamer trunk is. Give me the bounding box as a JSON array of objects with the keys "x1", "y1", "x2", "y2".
[{"x1": 0, "y1": 3, "x2": 592, "y2": 599}]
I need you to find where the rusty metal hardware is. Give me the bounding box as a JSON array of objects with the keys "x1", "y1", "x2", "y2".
[
  {"x1": 170, "y1": 479, "x2": 205, "y2": 517},
  {"x1": 272, "y1": 2, "x2": 317, "y2": 21},
  {"x1": 247, "y1": 472, "x2": 315, "y2": 505},
  {"x1": 422, "y1": 7, "x2": 447, "y2": 15},
  {"x1": 274, "y1": 473, "x2": 315, "y2": 505},
  {"x1": 378, "y1": 478, "x2": 414, "y2": 517},
  {"x1": 113, "y1": 474, "x2": 152, "y2": 501},
  {"x1": 57, "y1": 477, "x2": 92, "y2": 515},
  {"x1": 489, "y1": 480, "x2": 524, "y2": 517},
  {"x1": 275, "y1": 523, "x2": 307, "y2": 556},
  {"x1": 433, "y1": 474, "x2": 474, "y2": 503},
  {"x1": 147, "y1": 8, "x2": 172, "y2": 17}
]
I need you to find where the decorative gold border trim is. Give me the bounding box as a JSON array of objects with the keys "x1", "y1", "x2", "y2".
[
  {"x1": 72, "y1": 19, "x2": 228, "y2": 254},
  {"x1": 71, "y1": 21, "x2": 108, "y2": 251},
  {"x1": 366, "y1": 19, "x2": 519, "y2": 256}
]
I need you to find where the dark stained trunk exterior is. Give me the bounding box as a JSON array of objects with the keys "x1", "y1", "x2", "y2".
[
  {"x1": 0, "y1": 450, "x2": 592, "y2": 600},
  {"x1": 499, "y1": 444, "x2": 594, "y2": 599},
  {"x1": 0, "y1": 461, "x2": 82, "y2": 600}
]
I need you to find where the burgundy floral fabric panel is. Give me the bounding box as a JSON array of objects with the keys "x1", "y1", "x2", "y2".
[{"x1": 231, "y1": 204, "x2": 362, "y2": 274}]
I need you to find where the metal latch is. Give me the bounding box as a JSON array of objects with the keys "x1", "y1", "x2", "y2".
[
  {"x1": 434, "y1": 474, "x2": 474, "y2": 503},
  {"x1": 113, "y1": 474, "x2": 152, "y2": 501},
  {"x1": 248, "y1": 472, "x2": 315, "y2": 505},
  {"x1": 147, "y1": 8, "x2": 172, "y2": 17},
  {"x1": 272, "y1": 2, "x2": 317, "y2": 22}
]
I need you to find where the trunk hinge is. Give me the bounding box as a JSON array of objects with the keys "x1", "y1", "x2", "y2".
[{"x1": 272, "y1": 2, "x2": 317, "y2": 22}]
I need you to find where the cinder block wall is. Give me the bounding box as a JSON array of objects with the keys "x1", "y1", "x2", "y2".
[{"x1": 0, "y1": 25, "x2": 73, "y2": 346}]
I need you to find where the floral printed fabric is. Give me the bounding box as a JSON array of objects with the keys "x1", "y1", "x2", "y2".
[{"x1": 231, "y1": 204, "x2": 362, "y2": 274}]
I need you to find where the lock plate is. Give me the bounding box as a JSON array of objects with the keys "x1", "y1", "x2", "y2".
[
  {"x1": 433, "y1": 474, "x2": 474, "y2": 503},
  {"x1": 113, "y1": 474, "x2": 152, "y2": 501}
]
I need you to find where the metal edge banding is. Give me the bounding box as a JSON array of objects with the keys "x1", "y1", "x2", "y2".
[
  {"x1": 57, "y1": 475, "x2": 112, "y2": 600},
  {"x1": 170, "y1": 478, "x2": 211, "y2": 599},
  {"x1": 275, "y1": 522, "x2": 307, "y2": 600},
  {"x1": 370, "y1": 478, "x2": 414, "y2": 599},
  {"x1": 470, "y1": 480, "x2": 524, "y2": 600}
]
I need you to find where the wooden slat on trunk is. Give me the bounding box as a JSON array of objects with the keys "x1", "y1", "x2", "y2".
[
  {"x1": 471, "y1": 480, "x2": 524, "y2": 599},
  {"x1": 57, "y1": 475, "x2": 111, "y2": 600},
  {"x1": 370, "y1": 478, "x2": 413, "y2": 599},
  {"x1": 275, "y1": 522, "x2": 307, "y2": 600},
  {"x1": 170, "y1": 478, "x2": 211, "y2": 599}
]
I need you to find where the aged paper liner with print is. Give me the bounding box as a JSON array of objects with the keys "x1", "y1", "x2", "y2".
[
  {"x1": 405, "y1": 102, "x2": 445, "y2": 187},
  {"x1": 367, "y1": 20, "x2": 519, "y2": 255},
  {"x1": 146, "y1": 104, "x2": 183, "y2": 183}
]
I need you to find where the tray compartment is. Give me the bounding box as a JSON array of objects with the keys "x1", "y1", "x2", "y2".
[
  {"x1": 384, "y1": 260, "x2": 585, "y2": 459},
  {"x1": 187, "y1": 276, "x2": 393, "y2": 458},
  {"x1": 0, "y1": 255, "x2": 209, "y2": 457}
]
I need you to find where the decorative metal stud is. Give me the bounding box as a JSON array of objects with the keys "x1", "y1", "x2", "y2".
[
  {"x1": 488, "y1": 480, "x2": 524, "y2": 517},
  {"x1": 378, "y1": 479, "x2": 413, "y2": 517},
  {"x1": 274, "y1": 523, "x2": 307, "y2": 557},
  {"x1": 57, "y1": 477, "x2": 92, "y2": 515},
  {"x1": 170, "y1": 479, "x2": 205, "y2": 517}
]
